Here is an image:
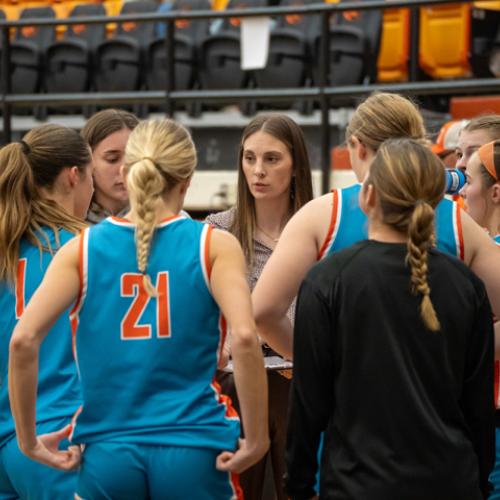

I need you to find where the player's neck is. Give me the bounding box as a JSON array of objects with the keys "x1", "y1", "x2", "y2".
[{"x1": 368, "y1": 219, "x2": 406, "y2": 244}]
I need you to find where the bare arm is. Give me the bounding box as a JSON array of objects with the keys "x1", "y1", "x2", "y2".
[
  {"x1": 209, "y1": 229, "x2": 269, "y2": 473},
  {"x1": 462, "y1": 211, "x2": 500, "y2": 358},
  {"x1": 9, "y1": 236, "x2": 81, "y2": 470},
  {"x1": 252, "y1": 195, "x2": 332, "y2": 359}
]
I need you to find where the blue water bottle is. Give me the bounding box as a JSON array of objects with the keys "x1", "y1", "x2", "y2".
[{"x1": 445, "y1": 168, "x2": 466, "y2": 195}]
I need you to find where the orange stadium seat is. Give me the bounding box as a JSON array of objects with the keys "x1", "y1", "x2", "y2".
[
  {"x1": 419, "y1": 3, "x2": 471, "y2": 79},
  {"x1": 212, "y1": 0, "x2": 229, "y2": 9},
  {"x1": 377, "y1": 7, "x2": 409, "y2": 82},
  {"x1": 474, "y1": 1, "x2": 500, "y2": 10}
]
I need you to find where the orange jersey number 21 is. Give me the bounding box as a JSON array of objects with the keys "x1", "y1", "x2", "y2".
[{"x1": 120, "y1": 272, "x2": 171, "y2": 340}]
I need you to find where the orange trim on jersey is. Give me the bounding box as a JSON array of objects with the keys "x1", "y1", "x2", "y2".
[
  {"x1": 205, "y1": 225, "x2": 213, "y2": 281},
  {"x1": 212, "y1": 378, "x2": 239, "y2": 420},
  {"x1": 15, "y1": 259, "x2": 27, "y2": 318},
  {"x1": 317, "y1": 190, "x2": 339, "y2": 259},
  {"x1": 70, "y1": 230, "x2": 85, "y2": 317},
  {"x1": 230, "y1": 473, "x2": 244, "y2": 500},
  {"x1": 456, "y1": 206, "x2": 465, "y2": 261}
]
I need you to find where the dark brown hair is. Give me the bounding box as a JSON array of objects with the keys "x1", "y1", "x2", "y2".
[{"x1": 81, "y1": 108, "x2": 139, "y2": 150}]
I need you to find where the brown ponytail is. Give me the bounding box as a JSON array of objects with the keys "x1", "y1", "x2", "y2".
[
  {"x1": 366, "y1": 138, "x2": 445, "y2": 332},
  {"x1": 406, "y1": 202, "x2": 440, "y2": 332},
  {"x1": 0, "y1": 124, "x2": 91, "y2": 285}
]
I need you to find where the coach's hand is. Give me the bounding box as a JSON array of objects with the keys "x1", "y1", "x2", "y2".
[
  {"x1": 21, "y1": 424, "x2": 81, "y2": 471},
  {"x1": 216, "y1": 438, "x2": 269, "y2": 474}
]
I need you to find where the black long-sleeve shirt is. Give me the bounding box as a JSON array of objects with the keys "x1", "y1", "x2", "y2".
[{"x1": 286, "y1": 240, "x2": 495, "y2": 500}]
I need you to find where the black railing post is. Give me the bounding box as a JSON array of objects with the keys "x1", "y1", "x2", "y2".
[
  {"x1": 320, "y1": 11, "x2": 330, "y2": 194},
  {"x1": 166, "y1": 18, "x2": 175, "y2": 117},
  {"x1": 2, "y1": 26, "x2": 11, "y2": 144},
  {"x1": 409, "y1": 5, "x2": 421, "y2": 81}
]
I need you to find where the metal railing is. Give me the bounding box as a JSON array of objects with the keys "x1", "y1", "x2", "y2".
[{"x1": 1, "y1": 0, "x2": 499, "y2": 192}]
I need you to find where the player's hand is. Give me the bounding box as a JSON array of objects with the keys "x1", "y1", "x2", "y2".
[
  {"x1": 215, "y1": 438, "x2": 269, "y2": 473},
  {"x1": 21, "y1": 424, "x2": 81, "y2": 471}
]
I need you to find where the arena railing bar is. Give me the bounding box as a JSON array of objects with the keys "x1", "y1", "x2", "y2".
[{"x1": 0, "y1": 0, "x2": 497, "y2": 192}]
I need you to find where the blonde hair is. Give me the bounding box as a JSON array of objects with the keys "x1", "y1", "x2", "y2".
[
  {"x1": 0, "y1": 124, "x2": 91, "y2": 286},
  {"x1": 462, "y1": 114, "x2": 500, "y2": 142},
  {"x1": 233, "y1": 114, "x2": 313, "y2": 263},
  {"x1": 124, "y1": 119, "x2": 197, "y2": 296},
  {"x1": 346, "y1": 93, "x2": 427, "y2": 151},
  {"x1": 366, "y1": 138, "x2": 445, "y2": 332}
]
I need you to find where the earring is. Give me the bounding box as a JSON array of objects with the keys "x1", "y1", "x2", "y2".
[{"x1": 290, "y1": 177, "x2": 296, "y2": 200}]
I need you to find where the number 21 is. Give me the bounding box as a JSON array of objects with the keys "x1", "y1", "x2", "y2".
[{"x1": 121, "y1": 272, "x2": 171, "y2": 340}]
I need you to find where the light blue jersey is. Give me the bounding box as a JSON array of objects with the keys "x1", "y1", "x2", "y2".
[
  {"x1": 70, "y1": 215, "x2": 240, "y2": 451},
  {"x1": 494, "y1": 234, "x2": 500, "y2": 246},
  {"x1": 319, "y1": 184, "x2": 464, "y2": 259},
  {"x1": 0, "y1": 228, "x2": 81, "y2": 447}
]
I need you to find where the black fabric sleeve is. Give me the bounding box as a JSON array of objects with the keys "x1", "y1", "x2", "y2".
[
  {"x1": 285, "y1": 277, "x2": 336, "y2": 499},
  {"x1": 460, "y1": 285, "x2": 495, "y2": 499}
]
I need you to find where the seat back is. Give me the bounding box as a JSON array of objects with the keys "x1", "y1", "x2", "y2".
[
  {"x1": 277, "y1": 0, "x2": 320, "y2": 43},
  {"x1": 332, "y1": 0, "x2": 383, "y2": 67},
  {"x1": 166, "y1": 0, "x2": 211, "y2": 42},
  {"x1": 220, "y1": 0, "x2": 268, "y2": 32},
  {"x1": 419, "y1": 3, "x2": 471, "y2": 79},
  {"x1": 377, "y1": 7, "x2": 409, "y2": 82},
  {"x1": 66, "y1": 3, "x2": 106, "y2": 50},
  {"x1": 115, "y1": 0, "x2": 156, "y2": 45},
  {"x1": 16, "y1": 6, "x2": 56, "y2": 48}
]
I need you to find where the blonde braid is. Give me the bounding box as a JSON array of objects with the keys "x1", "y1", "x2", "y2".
[
  {"x1": 406, "y1": 202, "x2": 440, "y2": 332},
  {"x1": 124, "y1": 119, "x2": 197, "y2": 298},
  {"x1": 127, "y1": 158, "x2": 165, "y2": 297}
]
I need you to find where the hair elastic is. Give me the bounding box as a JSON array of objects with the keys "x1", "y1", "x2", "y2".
[{"x1": 19, "y1": 140, "x2": 31, "y2": 155}]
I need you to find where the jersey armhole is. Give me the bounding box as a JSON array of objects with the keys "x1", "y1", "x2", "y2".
[
  {"x1": 70, "y1": 228, "x2": 89, "y2": 319},
  {"x1": 200, "y1": 224, "x2": 213, "y2": 290},
  {"x1": 317, "y1": 189, "x2": 339, "y2": 260}
]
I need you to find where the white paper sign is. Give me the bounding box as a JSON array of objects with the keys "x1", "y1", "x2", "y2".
[{"x1": 241, "y1": 16, "x2": 271, "y2": 70}]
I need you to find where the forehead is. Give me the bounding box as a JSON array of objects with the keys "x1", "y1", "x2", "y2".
[
  {"x1": 458, "y1": 129, "x2": 493, "y2": 150},
  {"x1": 94, "y1": 127, "x2": 131, "y2": 153},
  {"x1": 243, "y1": 130, "x2": 289, "y2": 153}
]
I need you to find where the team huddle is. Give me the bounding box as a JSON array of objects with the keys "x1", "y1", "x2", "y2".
[{"x1": 0, "y1": 93, "x2": 500, "y2": 500}]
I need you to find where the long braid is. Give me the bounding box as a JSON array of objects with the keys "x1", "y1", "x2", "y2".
[
  {"x1": 126, "y1": 158, "x2": 165, "y2": 297},
  {"x1": 366, "y1": 138, "x2": 445, "y2": 333},
  {"x1": 124, "y1": 120, "x2": 197, "y2": 298},
  {"x1": 406, "y1": 202, "x2": 440, "y2": 332}
]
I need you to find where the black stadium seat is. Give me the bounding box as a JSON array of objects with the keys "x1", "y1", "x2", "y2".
[
  {"x1": 146, "y1": 0, "x2": 211, "y2": 99},
  {"x1": 11, "y1": 6, "x2": 55, "y2": 95},
  {"x1": 198, "y1": 0, "x2": 267, "y2": 113},
  {"x1": 94, "y1": 1, "x2": 156, "y2": 94},
  {"x1": 45, "y1": 4, "x2": 106, "y2": 97},
  {"x1": 254, "y1": 0, "x2": 318, "y2": 112}
]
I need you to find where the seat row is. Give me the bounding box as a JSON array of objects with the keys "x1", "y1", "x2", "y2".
[{"x1": 1, "y1": 0, "x2": 499, "y2": 116}]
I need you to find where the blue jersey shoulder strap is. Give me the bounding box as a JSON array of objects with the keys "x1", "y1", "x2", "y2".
[{"x1": 319, "y1": 184, "x2": 367, "y2": 259}]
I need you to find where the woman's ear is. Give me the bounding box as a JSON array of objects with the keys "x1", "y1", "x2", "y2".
[
  {"x1": 67, "y1": 166, "x2": 80, "y2": 189},
  {"x1": 491, "y1": 183, "x2": 500, "y2": 205},
  {"x1": 349, "y1": 135, "x2": 369, "y2": 161}
]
